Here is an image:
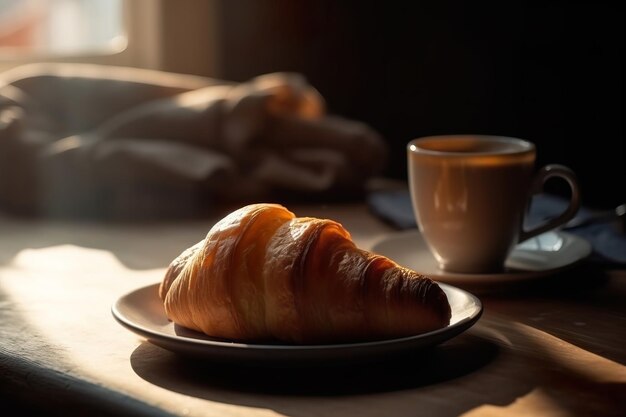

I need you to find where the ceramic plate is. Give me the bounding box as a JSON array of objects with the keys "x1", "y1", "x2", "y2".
[
  {"x1": 371, "y1": 230, "x2": 592, "y2": 290},
  {"x1": 112, "y1": 283, "x2": 482, "y2": 365}
]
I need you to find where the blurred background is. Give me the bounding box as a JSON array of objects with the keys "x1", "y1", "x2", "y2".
[{"x1": 0, "y1": 0, "x2": 624, "y2": 216}]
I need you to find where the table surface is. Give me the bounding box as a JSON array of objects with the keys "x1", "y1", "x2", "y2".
[{"x1": 1, "y1": 202, "x2": 625, "y2": 417}]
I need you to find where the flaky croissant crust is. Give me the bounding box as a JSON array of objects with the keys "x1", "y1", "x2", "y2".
[{"x1": 160, "y1": 203, "x2": 451, "y2": 344}]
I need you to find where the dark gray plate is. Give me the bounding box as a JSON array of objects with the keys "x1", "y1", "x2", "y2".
[{"x1": 112, "y1": 283, "x2": 482, "y2": 365}]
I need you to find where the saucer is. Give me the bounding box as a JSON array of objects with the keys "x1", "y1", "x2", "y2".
[{"x1": 371, "y1": 230, "x2": 592, "y2": 289}]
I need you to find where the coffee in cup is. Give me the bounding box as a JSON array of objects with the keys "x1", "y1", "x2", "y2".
[{"x1": 407, "y1": 134, "x2": 580, "y2": 274}]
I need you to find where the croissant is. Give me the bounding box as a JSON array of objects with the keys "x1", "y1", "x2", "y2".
[{"x1": 159, "y1": 203, "x2": 451, "y2": 344}]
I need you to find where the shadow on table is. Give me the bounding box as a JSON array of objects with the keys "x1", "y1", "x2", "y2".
[
  {"x1": 130, "y1": 330, "x2": 504, "y2": 410},
  {"x1": 129, "y1": 310, "x2": 626, "y2": 417},
  {"x1": 479, "y1": 263, "x2": 625, "y2": 366}
]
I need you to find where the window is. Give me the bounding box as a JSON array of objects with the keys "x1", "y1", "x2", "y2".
[
  {"x1": 0, "y1": 0, "x2": 220, "y2": 77},
  {"x1": 0, "y1": 0, "x2": 125, "y2": 58}
]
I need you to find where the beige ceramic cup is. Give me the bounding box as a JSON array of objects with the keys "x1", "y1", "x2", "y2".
[{"x1": 407, "y1": 135, "x2": 581, "y2": 274}]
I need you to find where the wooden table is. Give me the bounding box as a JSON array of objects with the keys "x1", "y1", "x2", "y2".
[{"x1": 1, "y1": 203, "x2": 624, "y2": 417}]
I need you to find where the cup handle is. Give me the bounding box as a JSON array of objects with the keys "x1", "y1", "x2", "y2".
[{"x1": 519, "y1": 164, "x2": 581, "y2": 242}]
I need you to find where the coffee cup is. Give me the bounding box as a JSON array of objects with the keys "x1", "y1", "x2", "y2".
[{"x1": 407, "y1": 134, "x2": 581, "y2": 274}]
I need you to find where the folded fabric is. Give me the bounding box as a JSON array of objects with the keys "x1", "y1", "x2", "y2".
[
  {"x1": 368, "y1": 189, "x2": 626, "y2": 265},
  {"x1": 0, "y1": 63, "x2": 388, "y2": 218}
]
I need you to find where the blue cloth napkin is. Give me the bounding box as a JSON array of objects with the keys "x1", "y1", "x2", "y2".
[{"x1": 367, "y1": 190, "x2": 626, "y2": 265}]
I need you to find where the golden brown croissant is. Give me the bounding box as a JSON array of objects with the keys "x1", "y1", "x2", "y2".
[{"x1": 159, "y1": 203, "x2": 451, "y2": 344}]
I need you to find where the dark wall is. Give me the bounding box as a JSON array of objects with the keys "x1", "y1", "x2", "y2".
[{"x1": 218, "y1": 0, "x2": 625, "y2": 209}]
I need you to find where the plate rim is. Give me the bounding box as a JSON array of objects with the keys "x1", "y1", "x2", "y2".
[
  {"x1": 370, "y1": 229, "x2": 592, "y2": 283},
  {"x1": 111, "y1": 282, "x2": 482, "y2": 353}
]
